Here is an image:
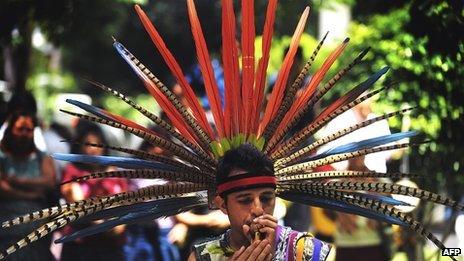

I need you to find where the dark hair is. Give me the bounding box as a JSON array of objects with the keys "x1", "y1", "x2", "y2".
[
  {"x1": 4, "y1": 110, "x2": 38, "y2": 129},
  {"x1": 71, "y1": 120, "x2": 108, "y2": 155},
  {"x1": 6, "y1": 91, "x2": 37, "y2": 116},
  {"x1": 1, "y1": 111, "x2": 38, "y2": 154},
  {"x1": 216, "y1": 143, "x2": 274, "y2": 187}
]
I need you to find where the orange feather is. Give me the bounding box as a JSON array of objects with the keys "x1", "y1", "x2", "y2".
[
  {"x1": 187, "y1": 0, "x2": 225, "y2": 138},
  {"x1": 274, "y1": 38, "x2": 350, "y2": 137},
  {"x1": 277, "y1": 38, "x2": 349, "y2": 140},
  {"x1": 259, "y1": 7, "x2": 310, "y2": 136},
  {"x1": 134, "y1": 5, "x2": 215, "y2": 140},
  {"x1": 251, "y1": 0, "x2": 278, "y2": 134},
  {"x1": 241, "y1": 0, "x2": 255, "y2": 134},
  {"x1": 140, "y1": 78, "x2": 200, "y2": 145},
  {"x1": 221, "y1": 0, "x2": 240, "y2": 137}
]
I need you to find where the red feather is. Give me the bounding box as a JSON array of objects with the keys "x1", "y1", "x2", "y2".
[
  {"x1": 134, "y1": 5, "x2": 215, "y2": 140},
  {"x1": 259, "y1": 7, "x2": 310, "y2": 136},
  {"x1": 241, "y1": 0, "x2": 255, "y2": 134},
  {"x1": 251, "y1": 0, "x2": 278, "y2": 134},
  {"x1": 140, "y1": 78, "x2": 200, "y2": 145},
  {"x1": 274, "y1": 38, "x2": 350, "y2": 136},
  {"x1": 221, "y1": 0, "x2": 240, "y2": 137},
  {"x1": 187, "y1": 0, "x2": 225, "y2": 138}
]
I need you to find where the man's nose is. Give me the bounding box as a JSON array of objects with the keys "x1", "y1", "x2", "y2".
[{"x1": 251, "y1": 198, "x2": 264, "y2": 217}]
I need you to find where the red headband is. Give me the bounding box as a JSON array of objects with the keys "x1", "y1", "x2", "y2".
[{"x1": 217, "y1": 176, "x2": 277, "y2": 195}]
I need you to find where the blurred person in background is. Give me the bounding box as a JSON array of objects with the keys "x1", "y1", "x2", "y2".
[
  {"x1": 124, "y1": 125, "x2": 179, "y2": 261},
  {"x1": 0, "y1": 91, "x2": 48, "y2": 152},
  {"x1": 333, "y1": 156, "x2": 391, "y2": 261},
  {"x1": 60, "y1": 121, "x2": 128, "y2": 261},
  {"x1": 170, "y1": 77, "x2": 230, "y2": 260},
  {"x1": 0, "y1": 110, "x2": 56, "y2": 261},
  {"x1": 320, "y1": 99, "x2": 394, "y2": 261}
]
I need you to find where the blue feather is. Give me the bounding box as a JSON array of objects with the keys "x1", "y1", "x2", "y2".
[
  {"x1": 307, "y1": 131, "x2": 417, "y2": 161},
  {"x1": 359, "y1": 66, "x2": 389, "y2": 91},
  {"x1": 338, "y1": 66, "x2": 390, "y2": 107},
  {"x1": 56, "y1": 196, "x2": 207, "y2": 243},
  {"x1": 75, "y1": 200, "x2": 164, "y2": 224},
  {"x1": 66, "y1": 99, "x2": 115, "y2": 122},
  {"x1": 280, "y1": 192, "x2": 407, "y2": 226},
  {"x1": 52, "y1": 153, "x2": 179, "y2": 171}
]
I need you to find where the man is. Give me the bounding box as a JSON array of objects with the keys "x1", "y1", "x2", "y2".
[{"x1": 189, "y1": 144, "x2": 332, "y2": 261}]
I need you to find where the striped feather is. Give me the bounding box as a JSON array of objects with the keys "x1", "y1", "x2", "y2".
[
  {"x1": 59, "y1": 109, "x2": 215, "y2": 170},
  {"x1": 134, "y1": 5, "x2": 215, "y2": 139},
  {"x1": 261, "y1": 31, "x2": 329, "y2": 142},
  {"x1": 86, "y1": 79, "x2": 213, "y2": 162},
  {"x1": 281, "y1": 184, "x2": 452, "y2": 255},
  {"x1": 276, "y1": 142, "x2": 411, "y2": 175},
  {"x1": 64, "y1": 193, "x2": 207, "y2": 226},
  {"x1": 307, "y1": 131, "x2": 417, "y2": 161},
  {"x1": 113, "y1": 40, "x2": 213, "y2": 150},
  {"x1": 271, "y1": 85, "x2": 388, "y2": 160},
  {"x1": 61, "y1": 169, "x2": 213, "y2": 185},
  {"x1": 264, "y1": 47, "x2": 371, "y2": 151},
  {"x1": 317, "y1": 181, "x2": 464, "y2": 211},
  {"x1": 55, "y1": 195, "x2": 207, "y2": 243},
  {"x1": 260, "y1": 7, "x2": 310, "y2": 135},
  {"x1": 64, "y1": 140, "x2": 207, "y2": 175},
  {"x1": 1, "y1": 182, "x2": 207, "y2": 232},
  {"x1": 275, "y1": 107, "x2": 414, "y2": 167},
  {"x1": 278, "y1": 170, "x2": 418, "y2": 181},
  {"x1": 279, "y1": 38, "x2": 351, "y2": 130},
  {"x1": 66, "y1": 99, "x2": 158, "y2": 137},
  {"x1": 278, "y1": 192, "x2": 407, "y2": 226},
  {"x1": 52, "y1": 153, "x2": 181, "y2": 171}
]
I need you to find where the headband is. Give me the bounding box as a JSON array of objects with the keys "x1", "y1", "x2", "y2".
[{"x1": 217, "y1": 172, "x2": 277, "y2": 196}]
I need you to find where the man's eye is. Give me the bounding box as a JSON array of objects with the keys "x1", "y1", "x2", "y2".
[
  {"x1": 238, "y1": 199, "x2": 252, "y2": 204},
  {"x1": 260, "y1": 197, "x2": 273, "y2": 203}
]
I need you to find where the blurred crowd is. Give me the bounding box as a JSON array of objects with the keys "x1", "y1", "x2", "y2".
[{"x1": 0, "y1": 48, "x2": 459, "y2": 261}]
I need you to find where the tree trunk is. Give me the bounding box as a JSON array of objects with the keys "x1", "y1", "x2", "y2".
[{"x1": 2, "y1": 9, "x2": 33, "y2": 94}]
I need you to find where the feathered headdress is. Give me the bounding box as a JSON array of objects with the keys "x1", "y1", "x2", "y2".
[{"x1": 1, "y1": 1, "x2": 460, "y2": 260}]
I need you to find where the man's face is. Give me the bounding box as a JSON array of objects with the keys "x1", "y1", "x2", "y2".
[{"x1": 216, "y1": 170, "x2": 276, "y2": 242}]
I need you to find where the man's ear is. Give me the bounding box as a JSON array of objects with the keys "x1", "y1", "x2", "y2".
[{"x1": 214, "y1": 194, "x2": 228, "y2": 215}]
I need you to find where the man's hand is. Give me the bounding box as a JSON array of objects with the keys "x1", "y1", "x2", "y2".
[
  {"x1": 228, "y1": 239, "x2": 272, "y2": 261},
  {"x1": 254, "y1": 214, "x2": 277, "y2": 245},
  {"x1": 242, "y1": 214, "x2": 277, "y2": 258}
]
